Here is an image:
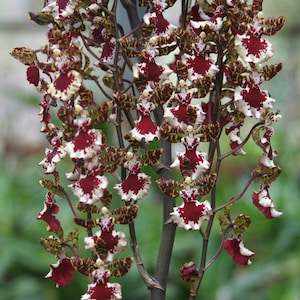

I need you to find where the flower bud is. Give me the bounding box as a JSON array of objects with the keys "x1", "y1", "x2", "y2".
[{"x1": 180, "y1": 261, "x2": 199, "y2": 281}]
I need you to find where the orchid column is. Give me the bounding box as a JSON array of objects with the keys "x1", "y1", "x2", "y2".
[{"x1": 11, "y1": 0, "x2": 285, "y2": 299}]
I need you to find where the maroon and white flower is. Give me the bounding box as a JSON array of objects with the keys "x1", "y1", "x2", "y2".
[
  {"x1": 84, "y1": 216, "x2": 127, "y2": 261},
  {"x1": 223, "y1": 236, "x2": 255, "y2": 265},
  {"x1": 170, "y1": 188, "x2": 212, "y2": 230},
  {"x1": 39, "y1": 94, "x2": 52, "y2": 132},
  {"x1": 46, "y1": 257, "x2": 75, "y2": 287},
  {"x1": 39, "y1": 136, "x2": 67, "y2": 174},
  {"x1": 48, "y1": 69, "x2": 82, "y2": 101},
  {"x1": 37, "y1": 192, "x2": 61, "y2": 232},
  {"x1": 143, "y1": 0, "x2": 177, "y2": 37},
  {"x1": 132, "y1": 49, "x2": 172, "y2": 86},
  {"x1": 234, "y1": 76, "x2": 275, "y2": 118},
  {"x1": 114, "y1": 156, "x2": 151, "y2": 202},
  {"x1": 225, "y1": 122, "x2": 246, "y2": 155},
  {"x1": 64, "y1": 118, "x2": 103, "y2": 159},
  {"x1": 190, "y1": 5, "x2": 224, "y2": 32},
  {"x1": 180, "y1": 261, "x2": 199, "y2": 281},
  {"x1": 129, "y1": 100, "x2": 159, "y2": 143},
  {"x1": 69, "y1": 164, "x2": 108, "y2": 204},
  {"x1": 98, "y1": 29, "x2": 116, "y2": 69},
  {"x1": 258, "y1": 126, "x2": 276, "y2": 168},
  {"x1": 164, "y1": 91, "x2": 206, "y2": 129},
  {"x1": 171, "y1": 135, "x2": 210, "y2": 180},
  {"x1": 183, "y1": 41, "x2": 219, "y2": 82},
  {"x1": 43, "y1": 0, "x2": 78, "y2": 20},
  {"x1": 252, "y1": 185, "x2": 282, "y2": 219},
  {"x1": 235, "y1": 24, "x2": 274, "y2": 64},
  {"x1": 81, "y1": 269, "x2": 122, "y2": 300}
]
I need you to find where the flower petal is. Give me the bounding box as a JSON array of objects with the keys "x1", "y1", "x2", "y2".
[
  {"x1": 114, "y1": 160, "x2": 151, "y2": 202},
  {"x1": 81, "y1": 269, "x2": 122, "y2": 300},
  {"x1": 223, "y1": 237, "x2": 255, "y2": 265},
  {"x1": 37, "y1": 192, "x2": 61, "y2": 232},
  {"x1": 235, "y1": 26, "x2": 274, "y2": 64},
  {"x1": 129, "y1": 102, "x2": 159, "y2": 142},
  {"x1": 84, "y1": 217, "x2": 127, "y2": 261},
  {"x1": 252, "y1": 186, "x2": 282, "y2": 218},
  {"x1": 48, "y1": 70, "x2": 82, "y2": 101},
  {"x1": 69, "y1": 166, "x2": 108, "y2": 204},
  {"x1": 64, "y1": 120, "x2": 103, "y2": 159},
  {"x1": 26, "y1": 66, "x2": 40, "y2": 86},
  {"x1": 46, "y1": 257, "x2": 75, "y2": 287},
  {"x1": 234, "y1": 80, "x2": 275, "y2": 118}
]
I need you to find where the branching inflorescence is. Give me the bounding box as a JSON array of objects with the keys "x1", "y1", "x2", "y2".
[{"x1": 11, "y1": 0, "x2": 285, "y2": 299}]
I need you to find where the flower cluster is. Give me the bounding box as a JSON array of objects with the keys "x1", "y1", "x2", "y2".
[{"x1": 11, "y1": 0, "x2": 285, "y2": 298}]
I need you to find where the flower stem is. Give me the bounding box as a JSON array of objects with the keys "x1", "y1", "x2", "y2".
[{"x1": 151, "y1": 107, "x2": 177, "y2": 300}]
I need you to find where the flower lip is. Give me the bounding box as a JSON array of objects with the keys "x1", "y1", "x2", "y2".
[
  {"x1": 235, "y1": 25, "x2": 274, "y2": 64},
  {"x1": 223, "y1": 237, "x2": 255, "y2": 265},
  {"x1": 48, "y1": 69, "x2": 82, "y2": 102},
  {"x1": 170, "y1": 188, "x2": 212, "y2": 230},
  {"x1": 114, "y1": 160, "x2": 151, "y2": 202},
  {"x1": 81, "y1": 268, "x2": 122, "y2": 300},
  {"x1": 129, "y1": 101, "x2": 160, "y2": 143},
  {"x1": 69, "y1": 165, "x2": 108, "y2": 205},
  {"x1": 252, "y1": 185, "x2": 282, "y2": 219},
  {"x1": 46, "y1": 257, "x2": 75, "y2": 287},
  {"x1": 64, "y1": 119, "x2": 103, "y2": 159}
]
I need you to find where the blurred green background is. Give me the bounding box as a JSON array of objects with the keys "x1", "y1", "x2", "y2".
[{"x1": 1, "y1": 1, "x2": 300, "y2": 299}]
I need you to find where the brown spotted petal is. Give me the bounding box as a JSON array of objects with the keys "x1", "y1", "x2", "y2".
[
  {"x1": 10, "y1": 47, "x2": 37, "y2": 65},
  {"x1": 113, "y1": 92, "x2": 138, "y2": 111},
  {"x1": 71, "y1": 256, "x2": 95, "y2": 277},
  {"x1": 112, "y1": 204, "x2": 139, "y2": 225},
  {"x1": 195, "y1": 173, "x2": 217, "y2": 196},
  {"x1": 90, "y1": 102, "x2": 111, "y2": 125},
  {"x1": 40, "y1": 236, "x2": 63, "y2": 256},
  {"x1": 76, "y1": 202, "x2": 102, "y2": 214},
  {"x1": 74, "y1": 217, "x2": 98, "y2": 228},
  {"x1": 262, "y1": 16, "x2": 285, "y2": 36},
  {"x1": 156, "y1": 178, "x2": 182, "y2": 198},
  {"x1": 108, "y1": 257, "x2": 134, "y2": 277},
  {"x1": 232, "y1": 214, "x2": 251, "y2": 236},
  {"x1": 159, "y1": 122, "x2": 185, "y2": 143},
  {"x1": 261, "y1": 63, "x2": 283, "y2": 82},
  {"x1": 140, "y1": 149, "x2": 163, "y2": 166},
  {"x1": 198, "y1": 123, "x2": 220, "y2": 142}
]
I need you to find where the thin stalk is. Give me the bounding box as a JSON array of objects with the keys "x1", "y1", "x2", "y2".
[
  {"x1": 190, "y1": 139, "x2": 222, "y2": 299},
  {"x1": 190, "y1": 50, "x2": 225, "y2": 299},
  {"x1": 61, "y1": 189, "x2": 79, "y2": 219},
  {"x1": 116, "y1": 0, "x2": 165, "y2": 292},
  {"x1": 218, "y1": 121, "x2": 264, "y2": 160},
  {"x1": 150, "y1": 107, "x2": 177, "y2": 300},
  {"x1": 120, "y1": 0, "x2": 143, "y2": 38},
  {"x1": 128, "y1": 222, "x2": 163, "y2": 290},
  {"x1": 214, "y1": 175, "x2": 260, "y2": 213}
]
